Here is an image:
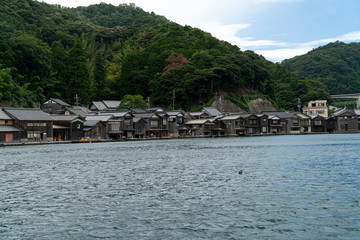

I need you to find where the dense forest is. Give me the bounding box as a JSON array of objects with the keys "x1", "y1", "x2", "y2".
[
  {"x1": 282, "y1": 41, "x2": 360, "y2": 95},
  {"x1": 0, "y1": 0, "x2": 331, "y2": 110}
]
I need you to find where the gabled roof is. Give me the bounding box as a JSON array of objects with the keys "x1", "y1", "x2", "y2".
[
  {"x1": 83, "y1": 120, "x2": 101, "y2": 131},
  {"x1": 203, "y1": 107, "x2": 223, "y2": 117},
  {"x1": 112, "y1": 111, "x2": 133, "y2": 118},
  {"x1": 85, "y1": 114, "x2": 113, "y2": 122},
  {"x1": 3, "y1": 108, "x2": 54, "y2": 121},
  {"x1": 262, "y1": 111, "x2": 298, "y2": 119},
  {"x1": 185, "y1": 119, "x2": 213, "y2": 125},
  {"x1": 332, "y1": 108, "x2": 355, "y2": 117},
  {"x1": 49, "y1": 98, "x2": 70, "y2": 107},
  {"x1": 166, "y1": 110, "x2": 186, "y2": 116},
  {"x1": 66, "y1": 107, "x2": 90, "y2": 118},
  {"x1": 90, "y1": 101, "x2": 107, "y2": 111},
  {"x1": 146, "y1": 107, "x2": 164, "y2": 113},
  {"x1": 220, "y1": 115, "x2": 242, "y2": 121},
  {"x1": 102, "y1": 100, "x2": 121, "y2": 109},
  {"x1": 51, "y1": 115, "x2": 84, "y2": 122},
  {"x1": 133, "y1": 112, "x2": 156, "y2": 119}
]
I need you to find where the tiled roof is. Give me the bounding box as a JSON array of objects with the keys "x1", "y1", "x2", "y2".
[
  {"x1": 203, "y1": 107, "x2": 223, "y2": 117},
  {"x1": 0, "y1": 125, "x2": 21, "y2": 132},
  {"x1": 91, "y1": 101, "x2": 107, "y2": 111},
  {"x1": 50, "y1": 98, "x2": 70, "y2": 107},
  {"x1": 0, "y1": 109, "x2": 12, "y2": 120},
  {"x1": 85, "y1": 115, "x2": 113, "y2": 122},
  {"x1": 51, "y1": 115, "x2": 82, "y2": 121},
  {"x1": 3, "y1": 108, "x2": 54, "y2": 121},
  {"x1": 102, "y1": 100, "x2": 121, "y2": 109}
]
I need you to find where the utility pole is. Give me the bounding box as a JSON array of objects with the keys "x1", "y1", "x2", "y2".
[
  {"x1": 74, "y1": 94, "x2": 80, "y2": 106},
  {"x1": 297, "y1": 98, "x2": 302, "y2": 112}
]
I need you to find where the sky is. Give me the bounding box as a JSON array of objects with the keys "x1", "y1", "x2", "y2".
[{"x1": 40, "y1": 0, "x2": 360, "y2": 62}]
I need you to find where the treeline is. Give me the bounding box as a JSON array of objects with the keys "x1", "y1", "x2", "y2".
[
  {"x1": 0, "y1": 0, "x2": 330, "y2": 110},
  {"x1": 282, "y1": 41, "x2": 360, "y2": 95}
]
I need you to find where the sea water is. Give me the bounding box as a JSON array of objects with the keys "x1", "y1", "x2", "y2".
[{"x1": 1, "y1": 134, "x2": 360, "y2": 239}]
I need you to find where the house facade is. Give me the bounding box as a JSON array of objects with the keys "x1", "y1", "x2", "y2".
[{"x1": 3, "y1": 108, "x2": 53, "y2": 142}]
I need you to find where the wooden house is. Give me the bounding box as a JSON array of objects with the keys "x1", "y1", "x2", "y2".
[
  {"x1": 85, "y1": 114, "x2": 114, "y2": 139},
  {"x1": 219, "y1": 115, "x2": 246, "y2": 135},
  {"x1": 112, "y1": 111, "x2": 135, "y2": 138},
  {"x1": 0, "y1": 109, "x2": 21, "y2": 143},
  {"x1": 332, "y1": 109, "x2": 359, "y2": 132},
  {"x1": 133, "y1": 112, "x2": 169, "y2": 138},
  {"x1": 166, "y1": 110, "x2": 188, "y2": 138},
  {"x1": 310, "y1": 115, "x2": 327, "y2": 133},
  {"x1": 83, "y1": 120, "x2": 107, "y2": 140},
  {"x1": 3, "y1": 108, "x2": 53, "y2": 142},
  {"x1": 51, "y1": 115, "x2": 84, "y2": 141},
  {"x1": 185, "y1": 119, "x2": 213, "y2": 136}
]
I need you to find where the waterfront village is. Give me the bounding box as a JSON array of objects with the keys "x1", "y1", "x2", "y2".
[{"x1": 0, "y1": 98, "x2": 360, "y2": 145}]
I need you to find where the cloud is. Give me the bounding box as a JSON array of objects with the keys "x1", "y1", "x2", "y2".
[{"x1": 256, "y1": 31, "x2": 360, "y2": 62}]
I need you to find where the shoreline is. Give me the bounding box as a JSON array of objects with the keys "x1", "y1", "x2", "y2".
[{"x1": 2, "y1": 131, "x2": 358, "y2": 148}]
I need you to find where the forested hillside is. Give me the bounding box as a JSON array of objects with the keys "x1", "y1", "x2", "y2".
[
  {"x1": 282, "y1": 41, "x2": 360, "y2": 95},
  {"x1": 0, "y1": 0, "x2": 330, "y2": 110}
]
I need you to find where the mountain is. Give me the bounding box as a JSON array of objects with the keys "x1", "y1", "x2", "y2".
[
  {"x1": 0, "y1": 0, "x2": 330, "y2": 110},
  {"x1": 282, "y1": 41, "x2": 360, "y2": 95}
]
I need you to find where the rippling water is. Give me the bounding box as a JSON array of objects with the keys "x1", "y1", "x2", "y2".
[{"x1": 1, "y1": 134, "x2": 360, "y2": 239}]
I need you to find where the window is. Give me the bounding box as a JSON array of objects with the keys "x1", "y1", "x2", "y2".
[
  {"x1": 316, "y1": 110, "x2": 324, "y2": 114},
  {"x1": 315, "y1": 120, "x2": 322, "y2": 125},
  {"x1": 249, "y1": 119, "x2": 257, "y2": 125},
  {"x1": 292, "y1": 119, "x2": 299, "y2": 124},
  {"x1": 247, "y1": 128, "x2": 255, "y2": 134},
  {"x1": 27, "y1": 123, "x2": 34, "y2": 127},
  {"x1": 162, "y1": 118, "x2": 167, "y2": 126},
  {"x1": 272, "y1": 120, "x2": 279, "y2": 124},
  {"x1": 125, "y1": 119, "x2": 131, "y2": 126},
  {"x1": 109, "y1": 122, "x2": 120, "y2": 131},
  {"x1": 150, "y1": 120, "x2": 158, "y2": 128},
  {"x1": 177, "y1": 117, "x2": 184, "y2": 124},
  {"x1": 262, "y1": 126, "x2": 268, "y2": 133},
  {"x1": 262, "y1": 118, "x2": 267, "y2": 122}
]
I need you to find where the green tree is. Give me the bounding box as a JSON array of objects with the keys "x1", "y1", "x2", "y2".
[
  {"x1": 66, "y1": 40, "x2": 92, "y2": 105},
  {"x1": 93, "y1": 51, "x2": 106, "y2": 100},
  {"x1": 118, "y1": 94, "x2": 147, "y2": 109}
]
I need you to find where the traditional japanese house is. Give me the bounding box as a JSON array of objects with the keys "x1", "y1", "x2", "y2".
[
  {"x1": 110, "y1": 111, "x2": 135, "y2": 139},
  {"x1": 85, "y1": 114, "x2": 113, "y2": 139},
  {"x1": 41, "y1": 98, "x2": 70, "y2": 114},
  {"x1": 245, "y1": 114, "x2": 260, "y2": 134},
  {"x1": 131, "y1": 117, "x2": 145, "y2": 138},
  {"x1": 132, "y1": 112, "x2": 169, "y2": 138},
  {"x1": 262, "y1": 111, "x2": 311, "y2": 134},
  {"x1": 267, "y1": 115, "x2": 282, "y2": 134},
  {"x1": 185, "y1": 119, "x2": 213, "y2": 136},
  {"x1": 310, "y1": 115, "x2": 327, "y2": 133},
  {"x1": 166, "y1": 110, "x2": 187, "y2": 138},
  {"x1": 83, "y1": 120, "x2": 107, "y2": 140},
  {"x1": 219, "y1": 115, "x2": 246, "y2": 135},
  {"x1": 332, "y1": 109, "x2": 359, "y2": 132},
  {"x1": 0, "y1": 109, "x2": 21, "y2": 143},
  {"x1": 257, "y1": 114, "x2": 269, "y2": 134},
  {"x1": 51, "y1": 115, "x2": 84, "y2": 141},
  {"x1": 3, "y1": 108, "x2": 53, "y2": 142}
]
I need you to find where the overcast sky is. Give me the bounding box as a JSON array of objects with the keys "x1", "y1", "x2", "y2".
[{"x1": 40, "y1": 0, "x2": 360, "y2": 62}]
